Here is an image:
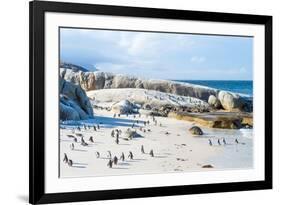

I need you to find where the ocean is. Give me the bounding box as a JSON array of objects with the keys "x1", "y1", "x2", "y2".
[{"x1": 174, "y1": 80, "x2": 253, "y2": 96}]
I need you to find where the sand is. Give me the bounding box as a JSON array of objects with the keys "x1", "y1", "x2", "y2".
[{"x1": 59, "y1": 108, "x2": 253, "y2": 178}]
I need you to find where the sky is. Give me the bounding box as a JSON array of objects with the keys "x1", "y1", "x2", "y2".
[{"x1": 60, "y1": 28, "x2": 253, "y2": 80}]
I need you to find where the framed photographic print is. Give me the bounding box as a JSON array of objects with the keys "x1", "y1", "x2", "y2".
[{"x1": 29, "y1": 0, "x2": 272, "y2": 204}]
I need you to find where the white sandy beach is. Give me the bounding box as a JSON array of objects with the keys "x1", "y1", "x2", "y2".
[{"x1": 60, "y1": 108, "x2": 253, "y2": 178}]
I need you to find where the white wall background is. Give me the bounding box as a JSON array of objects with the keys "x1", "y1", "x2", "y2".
[{"x1": 0, "y1": 0, "x2": 279, "y2": 204}]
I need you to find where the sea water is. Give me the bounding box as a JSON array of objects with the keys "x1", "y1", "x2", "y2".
[{"x1": 175, "y1": 80, "x2": 253, "y2": 96}]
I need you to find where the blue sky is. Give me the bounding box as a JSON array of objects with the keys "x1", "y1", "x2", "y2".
[{"x1": 60, "y1": 28, "x2": 253, "y2": 80}]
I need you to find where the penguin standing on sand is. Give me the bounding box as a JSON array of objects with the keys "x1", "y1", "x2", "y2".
[
  {"x1": 68, "y1": 159, "x2": 73, "y2": 167},
  {"x1": 217, "y1": 139, "x2": 221, "y2": 146},
  {"x1": 70, "y1": 143, "x2": 74, "y2": 150},
  {"x1": 63, "y1": 153, "x2": 68, "y2": 163},
  {"x1": 89, "y1": 136, "x2": 94, "y2": 143},
  {"x1": 97, "y1": 124, "x2": 100, "y2": 129},
  {"x1": 128, "y1": 151, "x2": 133, "y2": 160},
  {"x1": 149, "y1": 149, "x2": 154, "y2": 157},
  {"x1": 120, "y1": 152, "x2": 125, "y2": 161},
  {"x1": 115, "y1": 136, "x2": 119, "y2": 144},
  {"x1": 77, "y1": 126, "x2": 81, "y2": 131},
  {"x1": 113, "y1": 156, "x2": 118, "y2": 165},
  {"x1": 111, "y1": 130, "x2": 115, "y2": 138},
  {"x1": 223, "y1": 138, "x2": 227, "y2": 145},
  {"x1": 141, "y1": 145, "x2": 145, "y2": 154},
  {"x1": 93, "y1": 126, "x2": 97, "y2": 131},
  {"x1": 96, "y1": 151, "x2": 100, "y2": 158},
  {"x1": 73, "y1": 137, "x2": 77, "y2": 143},
  {"x1": 81, "y1": 137, "x2": 86, "y2": 144},
  {"x1": 208, "y1": 139, "x2": 212, "y2": 146},
  {"x1": 235, "y1": 138, "x2": 239, "y2": 144},
  {"x1": 107, "y1": 159, "x2": 113, "y2": 168}
]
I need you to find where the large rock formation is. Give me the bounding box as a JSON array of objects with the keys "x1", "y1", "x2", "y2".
[
  {"x1": 208, "y1": 95, "x2": 222, "y2": 109},
  {"x1": 60, "y1": 69, "x2": 218, "y2": 101},
  {"x1": 59, "y1": 77, "x2": 93, "y2": 120},
  {"x1": 60, "y1": 66, "x2": 252, "y2": 112},
  {"x1": 218, "y1": 91, "x2": 244, "y2": 111},
  {"x1": 111, "y1": 100, "x2": 137, "y2": 114}
]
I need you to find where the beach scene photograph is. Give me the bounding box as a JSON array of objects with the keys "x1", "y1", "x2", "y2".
[{"x1": 59, "y1": 28, "x2": 253, "y2": 178}]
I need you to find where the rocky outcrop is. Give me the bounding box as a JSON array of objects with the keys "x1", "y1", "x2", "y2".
[
  {"x1": 60, "y1": 67, "x2": 252, "y2": 112},
  {"x1": 189, "y1": 126, "x2": 204, "y2": 135},
  {"x1": 60, "y1": 62, "x2": 89, "y2": 72},
  {"x1": 87, "y1": 88, "x2": 210, "y2": 114},
  {"x1": 59, "y1": 77, "x2": 93, "y2": 120},
  {"x1": 60, "y1": 69, "x2": 218, "y2": 101},
  {"x1": 169, "y1": 111, "x2": 252, "y2": 129},
  {"x1": 218, "y1": 91, "x2": 244, "y2": 111},
  {"x1": 208, "y1": 95, "x2": 221, "y2": 109},
  {"x1": 111, "y1": 100, "x2": 137, "y2": 114},
  {"x1": 60, "y1": 68, "x2": 96, "y2": 91}
]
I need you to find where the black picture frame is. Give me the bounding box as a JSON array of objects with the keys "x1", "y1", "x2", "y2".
[{"x1": 29, "y1": 0, "x2": 272, "y2": 204}]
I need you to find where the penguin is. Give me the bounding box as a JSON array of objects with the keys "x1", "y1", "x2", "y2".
[
  {"x1": 97, "y1": 124, "x2": 100, "y2": 129},
  {"x1": 73, "y1": 137, "x2": 77, "y2": 143},
  {"x1": 149, "y1": 149, "x2": 154, "y2": 157},
  {"x1": 143, "y1": 121, "x2": 146, "y2": 126},
  {"x1": 68, "y1": 159, "x2": 73, "y2": 167},
  {"x1": 115, "y1": 137, "x2": 119, "y2": 144},
  {"x1": 128, "y1": 151, "x2": 133, "y2": 159},
  {"x1": 107, "y1": 151, "x2": 112, "y2": 159},
  {"x1": 235, "y1": 138, "x2": 239, "y2": 144},
  {"x1": 93, "y1": 126, "x2": 97, "y2": 131},
  {"x1": 120, "y1": 152, "x2": 125, "y2": 161},
  {"x1": 77, "y1": 126, "x2": 81, "y2": 131},
  {"x1": 63, "y1": 153, "x2": 68, "y2": 163},
  {"x1": 141, "y1": 145, "x2": 145, "y2": 154},
  {"x1": 70, "y1": 143, "x2": 74, "y2": 150},
  {"x1": 132, "y1": 123, "x2": 135, "y2": 128},
  {"x1": 111, "y1": 130, "x2": 115, "y2": 138},
  {"x1": 217, "y1": 139, "x2": 221, "y2": 146},
  {"x1": 67, "y1": 134, "x2": 75, "y2": 138},
  {"x1": 107, "y1": 159, "x2": 113, "y2": 168},
  {"x1": 223, "y1": 138, "x2": 227, "y2": 145},
  {"x1": 83, "y1": 125, "x2": 86, "y2": 130},
  {"x1": 113, "y1": 156, "x2": 118, "y2": 165},
  {"x1": 81, "y1": 137, "x2": 86, "y2": 144},
  {"x1": 96, "y1": 151, "x2": 100, "y2": 158},
  {"x1": 147, "y1": 129, "x2": 151, "y2": 132},
  {"x1": 113, "y1": 113, "x2": 116, "y2": 118},
  {"x1": 75, "y1": 133, "x2": 83, "y2": 137},
  {"x1": 208, "y1": 139, "x2": 212, "y2": 146},
  {"x1": 89, "y1": 136, "x2": 94, "y2": 143},
  {"x1": 81, "y1": 141, "x2": 88, "y2": 146},
  {"x1": 136, "y1": 120, "x2": 139, "y2": 124},
  {"x1": 147, "y1": 120, "x2": 150, "y2": 125},
  {"x1": 118, "y1": 114, "x2": 121, "y2": 117},
  {"x1": 159, "y1": 123, "x2": 162, "y2": 127}
]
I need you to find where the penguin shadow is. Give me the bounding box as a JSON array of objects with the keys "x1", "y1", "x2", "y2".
[
  {"x1": 71, "y1": 163, "x2": 87, "y2": 168},
  {"x1": 154, "y1": 155, "x2": 168, "y2": 159},
  {"x1": 129, "y1": 158, "x2": 147, "y2": 162},
  {"x1": 111, "y1": 167, "x2": 129, "y2": 170},
  {"x1": 118, "y1": 162, "x2": 131, "y2": 166},
  {"x1": 73, "y1": 149, "x2": 88, "y2": 152}
]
